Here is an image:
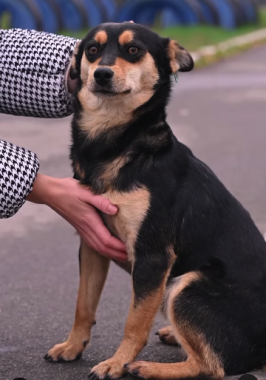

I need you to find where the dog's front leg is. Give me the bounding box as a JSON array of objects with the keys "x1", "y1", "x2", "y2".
[
  {"x1": 45, "y1": 239, "x2": 110, "y2": 362},
  {"x1": 90, "y1": 251, "x2": 174, "y2": 379}
]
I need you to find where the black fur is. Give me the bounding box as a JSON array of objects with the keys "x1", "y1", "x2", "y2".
[{"x1": 71, "y1": 23, "x2": 266, "y2": 377}]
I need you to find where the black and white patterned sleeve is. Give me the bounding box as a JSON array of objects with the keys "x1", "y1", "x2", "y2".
[
  {"x1": 0, "y1": 29, "x2": 78, "y2": 118},
  {"x1": 0, "y1": 139, "x2": 40, "y2": 218}
]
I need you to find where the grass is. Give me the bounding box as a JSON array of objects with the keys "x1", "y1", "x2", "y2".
[
  {"x1": 0, "y1": 12, "x2": 11, "y2": 29},
  {"x1": 153, "y1": 9, "x2": 266, "y2": 50},
  {"x1": 63, "y1": 9, "x2": 266, "y2": 51}
]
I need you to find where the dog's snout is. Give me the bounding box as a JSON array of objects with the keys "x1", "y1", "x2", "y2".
[{"x1": 94, "y1": 68, "x2": 114, "y2": 86}]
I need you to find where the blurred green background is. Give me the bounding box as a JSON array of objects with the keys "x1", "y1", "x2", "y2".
[{"x1": 0, "y1": 0, "x2": 266, "y2": 51}]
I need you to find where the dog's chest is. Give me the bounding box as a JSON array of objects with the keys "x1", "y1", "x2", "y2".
[{"x1": 102, "y1": 188, "x2": 150, "y2": 259}]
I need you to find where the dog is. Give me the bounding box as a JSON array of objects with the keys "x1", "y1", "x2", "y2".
[{"x1": 45, "y1": 22, "x2": 266, "y2": 379}]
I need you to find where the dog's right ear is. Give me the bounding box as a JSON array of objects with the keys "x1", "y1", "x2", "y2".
[{"x1": 69, "y1": 41, "x2": 82, "y2": 80}]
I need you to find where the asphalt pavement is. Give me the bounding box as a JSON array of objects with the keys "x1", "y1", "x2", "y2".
[{"x1": 1, "y1": 45, "x2": 266, "y2": 380}]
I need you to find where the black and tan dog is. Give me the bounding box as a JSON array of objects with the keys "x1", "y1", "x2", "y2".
[{"x1": 45, "y1": 22, "x2": 266, "y2": 379}]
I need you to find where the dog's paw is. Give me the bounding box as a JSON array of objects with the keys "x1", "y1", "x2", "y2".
[
  {"x1": 155, "y1": 326, "x2": 179, "y2": 346},
  {"x1": 124, "y1": 361, "x2": 154, "y2": 379},
  {"x1": 45, "y1": 339, "x2": 88, "y2": 362},
  {"x1": 89, "y1": 358, "x2": 125, "y2": 379}
]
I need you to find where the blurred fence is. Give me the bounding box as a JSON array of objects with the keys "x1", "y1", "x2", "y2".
[{"x1": 0, "y1": 0, "x2": 260, "y2": 33}]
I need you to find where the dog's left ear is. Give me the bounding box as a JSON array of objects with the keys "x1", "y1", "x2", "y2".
[{"x1": 167, "y1": 39, "x2": 194, "y2": 73}]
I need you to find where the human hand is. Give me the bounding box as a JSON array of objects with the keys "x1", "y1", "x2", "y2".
[{"x1": 26, "y1": 174, "x2": 127, "y2": 262}]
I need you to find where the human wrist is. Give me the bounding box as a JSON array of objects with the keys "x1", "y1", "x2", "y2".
[{"x1": 26, "y1": 173, "x2": 62, "y2": 206}]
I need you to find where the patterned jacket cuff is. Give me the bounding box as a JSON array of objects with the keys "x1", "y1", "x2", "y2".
[
  {"x1": 0, "y1": 140, "x2": 40, "y2": 219},
  {"x1": 0, "y1": 29, "x2": 78, "y2": 118}
]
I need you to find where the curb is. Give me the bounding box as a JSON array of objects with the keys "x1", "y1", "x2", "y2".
[{"x1": 191, "y1": 28, "x2": 266, "y2": 63}]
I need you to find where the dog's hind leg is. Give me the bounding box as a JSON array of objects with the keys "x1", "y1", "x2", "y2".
[
  {"x1": 45, "y1": 239, "x2": 110, "y2": 362},
  {"x1": 126, "y1": 272, "x2": 225, "y2": 380}
]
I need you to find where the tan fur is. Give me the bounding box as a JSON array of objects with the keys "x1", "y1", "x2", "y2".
[
  {"x1": 168, "y1": 40, "x2": 181, "y2": 73},
  {"x1": 168, "y1": 39, "x2": 192, "y2": 74},
  {"x1": 118, "y1": 30, "x2": 134, "y2": 45},
  {"x1": 99, "y1": 156, "x2": 128, "y2": 191},
  {"x1": 80, "y1": 54, "x2": 100, "y2": 84},
  {"x1": 47, "y1": 241, "x2": 110, "y2": 361},
  {"x1": 103, "y1": 187, "x2": 150, "y2": 260},
  {"x1": 165, "y1": 272, "x2": 225, "y2": 379},
  {"x1": 75, "y1": 162, "x2": 85, "y2": 180},
  {"x1": 157, "y1": 325, "x2": 179, "y2": 345},
  {"x1": 91, "y1": 261, "x2": 175, "y2": 379},
  {"x1": 77, "y1": 52, "x2": 159, "y2": 139},
  {"x1": 94, "y1": 30, "x2": 108, "y2": 44},
  {"x1": 126, "y1": 359, "x2": 221, "y2": 380},
  {"x1": 167, "y1": 271, "x2": 201, "y2": 297}
]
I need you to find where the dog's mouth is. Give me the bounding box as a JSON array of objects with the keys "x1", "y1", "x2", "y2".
[{"x1": 92, "y1": 89, "x2": 131, "y2": 97}]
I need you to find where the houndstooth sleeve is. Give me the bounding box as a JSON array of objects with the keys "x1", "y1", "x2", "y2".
[
  {"x1": 0, "y1": 29, "x2": 78, "y2": 118},
  {"x1": 0, "y1": 139, "x2": 40, "y2": 218}
]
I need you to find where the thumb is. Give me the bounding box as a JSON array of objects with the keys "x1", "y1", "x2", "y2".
[{"x1": 85, "y1": 193, "x2": 118, "y2": 215}]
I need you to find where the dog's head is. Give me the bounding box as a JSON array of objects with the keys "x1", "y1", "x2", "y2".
[{"x1": 71, "y1": 22, "x2": 194, "y2": 103}]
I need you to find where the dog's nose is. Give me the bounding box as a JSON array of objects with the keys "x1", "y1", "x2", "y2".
[{"x1": 94, "y1": 68, "x2": 114, "y2": 86}]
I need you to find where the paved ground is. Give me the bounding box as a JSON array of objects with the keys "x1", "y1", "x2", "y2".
[{"x1": 1, "y1": 45, "x2": 266, "y2": 380}]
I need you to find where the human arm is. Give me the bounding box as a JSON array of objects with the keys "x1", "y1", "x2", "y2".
[
  {"x1": 0, "y1": 139, "x2": 39, "y2": 218},
  {"x1": 0, "y1": 28, "x2": 78, "y2": 118}
]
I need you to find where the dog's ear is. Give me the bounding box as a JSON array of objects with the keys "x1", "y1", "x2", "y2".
[
  {"x1": 167, "y1": 40, "x2": 194, "y2": 73},
  {"x1": 69, "y1": 41, "x2": 82, "y2": 80}
]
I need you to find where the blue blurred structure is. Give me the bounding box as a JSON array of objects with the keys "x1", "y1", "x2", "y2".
[{"x1": 0, "y1": 0, "x2": 259, "y2": 32}]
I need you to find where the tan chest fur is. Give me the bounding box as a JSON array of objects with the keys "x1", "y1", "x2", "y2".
[{"x1": 102, "y1": 187, "x2": 150, "y2": 261}]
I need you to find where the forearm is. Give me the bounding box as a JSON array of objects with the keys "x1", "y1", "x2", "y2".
[
  {"x1": 0, "y1": 29, "x2": 78, "y2": 118},
  {"x1": 26, "y1": 173, "x2": 57, "y2": 205},
  {"x1": 0, "y1": 139, "x2": 39, "y2": 218}
]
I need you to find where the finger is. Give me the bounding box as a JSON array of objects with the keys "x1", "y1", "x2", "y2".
[
  {"x1": 99, "y1": 244, "x2": 127, "y2": 262},
  {"x1": 89, "y1": 215, "x2": 126, "y2": 252},
  {"x1": 92, "y1": 227, "x2": 127, "y2": 255},
  {"x1": 101, "y1": 246, "x2": 128, "y2": 262},
  {"x1": 81, "y1": 230, "x2": 127, "y2": 262},
  {"x1": 88, "y1": 217, "x2": 127, "y2": 257},
  {"x1": 79, "y1": 189, "x2": 118, "y2": 215},
  {"x1": 104, "y1": 235, "x2": 127, "y2": 252}
]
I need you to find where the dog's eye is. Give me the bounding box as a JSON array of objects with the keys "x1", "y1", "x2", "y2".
[
  {"x1": 88, "y1": 46, "x2": 98, "y2": 55},
  {"x1": 128, "y1": 46, "x2": 139, "y2": 55}
]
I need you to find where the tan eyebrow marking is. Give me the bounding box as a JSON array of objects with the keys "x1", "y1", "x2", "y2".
[
  {"x1": 94, "y1": 30, "x2": 108, "y2": 44},
  {"x1": 119, "y1": 30, "x2": 134, "y2": 45}
]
